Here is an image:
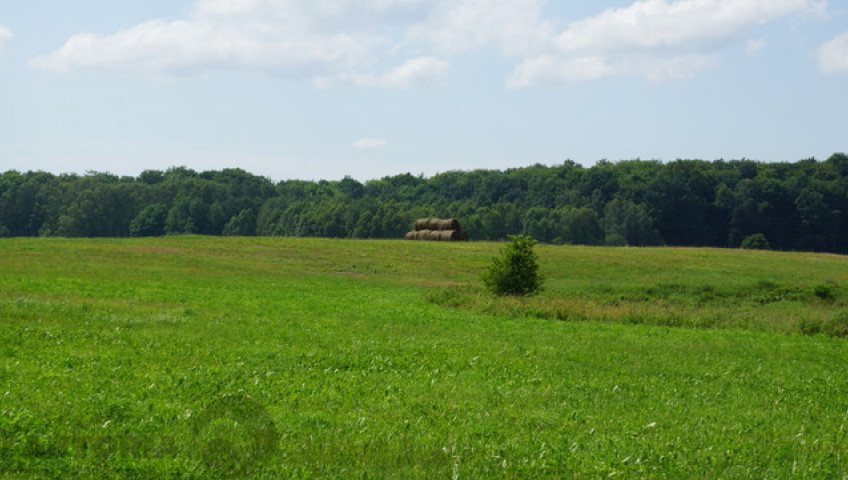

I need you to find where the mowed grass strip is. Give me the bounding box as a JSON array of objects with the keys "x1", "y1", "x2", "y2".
[{"x1": 0, "y1": 237, "x2": 847, "y2": 478}]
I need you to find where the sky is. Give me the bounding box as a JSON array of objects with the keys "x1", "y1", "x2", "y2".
[{"x1": 0, "y1": 0, "x2": 846, "y2": 182}]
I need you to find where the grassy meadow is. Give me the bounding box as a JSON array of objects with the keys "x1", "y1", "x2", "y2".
[{"x1": 1, "y1": 236, "x2": 848, "y2": 478}]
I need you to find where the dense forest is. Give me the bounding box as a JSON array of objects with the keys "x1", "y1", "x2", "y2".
[{"x1": 2, "y1": 153, "x2": 848, "y2": 253}]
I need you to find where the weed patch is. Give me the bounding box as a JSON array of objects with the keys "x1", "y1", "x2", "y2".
[
  {"x1": 429, "y1": 275, "x2": 847, "y2": 335},
  {"x1": 800, "y1": 310, "x2": 848, "y2": 338}
]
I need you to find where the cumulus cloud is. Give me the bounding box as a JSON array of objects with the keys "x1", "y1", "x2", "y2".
[
  {"x1": 373, "y1": 57, "x2": 449, "y2": 88},
  {"x1": 28, "y1": 0, "x2": 460, "y2": 86},
  {"x1": 353, "y1": 138, "x2": 388, "y2": 150},
  {"x1": 31, "y1": 0, "x2": 425, "y2": 79},
  {"x1": 30, "y1": 15, "x2": 376, "y2": 76},
  {"x1": 817, "y1": 32, "x2": 848, "y2": 74},
  {"x1": 511, "y1": 0, "x2": 820, "y2": 86},
  {"x1": 320, "y1": 56, "x2": 449, "y2": 88},
  {"x1": 29, "y1": 0, "x2": 823, "y2": 87},
  {"x1": 0, "y1": 26, "x2": 12, "y2": 55},
  {"x1": 555, "y1": 0, "x2": 812, "y2": 54},
  {"x1": 508, "y1": 55, "x2": 613, "y2": 87},
  {"x1": 405, "y1": 0, "x2": 550, "y2": 56},
  {"x1": 29, "y1": 0, "x2": 547, "y2": 80}
]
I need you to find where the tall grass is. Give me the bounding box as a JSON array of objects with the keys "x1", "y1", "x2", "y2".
[
  {"x1": 1, "y1": 237, "x2": 847, "y2": 478},
  {"x1": 429, "y1": 244, "x2": 848, "y2": 336}
]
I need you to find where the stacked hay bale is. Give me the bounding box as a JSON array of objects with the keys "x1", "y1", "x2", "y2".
[{"x1": 404, "y1": 218, "x2": 470, "y2": 241}]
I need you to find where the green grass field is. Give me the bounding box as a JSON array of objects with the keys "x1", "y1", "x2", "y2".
[{"x1": 2, "y1": 236, "x2": 848, "y2": 478}]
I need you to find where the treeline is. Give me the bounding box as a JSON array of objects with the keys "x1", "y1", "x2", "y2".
[{"x1": 1, "y1": 153, "x2": 848, "y2": 253}]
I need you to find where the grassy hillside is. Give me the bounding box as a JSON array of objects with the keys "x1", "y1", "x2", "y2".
[{"x1": 1, "y1": 237, "x2": 847, "y2": 478}]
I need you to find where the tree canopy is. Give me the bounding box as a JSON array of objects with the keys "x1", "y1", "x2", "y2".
[{"x1": 2, "y1": 154, "x2": 848, "y2": 253}]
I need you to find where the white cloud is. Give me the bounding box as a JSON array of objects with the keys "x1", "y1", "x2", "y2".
[
  {"x1": 376, "y1": 57, "x2": 448, "y2": 88},
  {"x1": 29, "y1": 0, "x2": 824, "y2": 87},
  {"x1": 353, "y1": 138, "x2": 388, "y2": 150},
  {"x1": 405, "y1": 0, "x2": 550, "y2": 56},
  {"x1": 30, "y1": 0, "x2": 423, "y2": 78},
  {"x1": 30, "y1": 0, "x2": 540, "y2": 83},
  {"x1": 745, "y1": 39, "x2": 766, "y2": 55},
  {"x1": 817, "y1": 32, "x2": 848, "y2": 74},
  {"x1": 0, "y1": 26, "x2": 12, "y2": 55},
  {"x1": 508, "y1": 55, "x2": 613, "y2": 87},
  {"x1": 555, "y1": 0, "x2": 813, "y2": 54},
  {"x1": 323, "y1": 56, "x2": 448, "y2": 88},
  {"x1": 511, "y1": 0, "x2": 819, "y2": 86},
  {"x1": 508, "y1": 52, "x2": 718, "y2": 86},
  {"x1": 30, "y1": 16, "x2": 375, "y2": 77}
]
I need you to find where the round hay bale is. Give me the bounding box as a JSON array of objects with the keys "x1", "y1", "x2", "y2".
[
  {"x1": 416, "y1": 230, "x2": 432, "y2": 240},
  {"x1": 414, "y1": 218, "x2": 430, "y2": 231},
  {"x1": 436, "y1": 218, "x2": 460, "y2": 231},
  {"x1": 427, "y1": 230, "x2": 442, "y2": 241},
  {"x1": 438, "y1": 230, "x2": 459, "y2": 241},
  {"x1": 404, "y1": 231, "x2": 416, "y2": 240}
]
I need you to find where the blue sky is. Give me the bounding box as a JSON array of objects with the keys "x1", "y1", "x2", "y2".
[{"x1": 1, "y1": 0, "x2": 846, "y2": 181}]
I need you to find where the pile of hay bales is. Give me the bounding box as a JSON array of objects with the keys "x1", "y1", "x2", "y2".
[{"x1": 404, "y1": 218, "x2": 470, "y2": 241}]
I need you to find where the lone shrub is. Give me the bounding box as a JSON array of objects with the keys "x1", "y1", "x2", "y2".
[{"x1": 483, "y1": 235, "x2": 544, "y2": 296}]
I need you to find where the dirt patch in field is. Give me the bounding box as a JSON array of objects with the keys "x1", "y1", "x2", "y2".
[
  {"x1": 424, "y1": 280, "x2": 469, "y2": 288},
  {"x1": 127, "y1": 246, "x2": 186, "y2": 254}
]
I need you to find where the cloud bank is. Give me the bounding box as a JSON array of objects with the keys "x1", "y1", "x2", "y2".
[
  {"x1": 30, "y1": 0, "x2": 825, "y2": 86},
  {"x1": 510, "y1": 0, "x2": 820, "y2": 86}
]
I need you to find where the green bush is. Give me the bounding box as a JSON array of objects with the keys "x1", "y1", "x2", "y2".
[{"x1": 482, "y1": 235, "x2": 544, "y2": 297}]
